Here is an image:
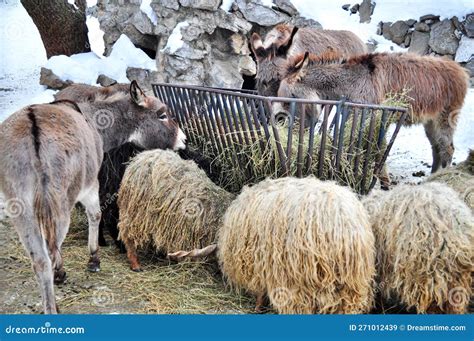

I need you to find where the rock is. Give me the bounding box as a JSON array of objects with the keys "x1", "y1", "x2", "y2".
[
  {"x1": 273, "y1": 0, "x2": 299, "y2": 17},
  {"x1": 290, "y1": 16, "x2": 322, "y2": 29},
  {"x1": 358, "y1": 0, "x2": 375, "y2": 23},
  {"x1": 39, "y1": 68, "x2": 72, "y2": 90},
  {"x1": 464, "y1": 13, "x2": 474, "y2": 38},
  {"x1": 235, "y1": 0, "x2": 289, "y2": 26},
  {"x1": 126, "y1": 67, "x2": 162, "y2": 93},
  {"x1": 366, "y1": 38, "x2": 378, "y2": 53},
  {"x1": 420, "y1": 14, "x2": 440, "y2": 23},
  {"x1": 405, "y1": 19, "x2": 416, "y2": 27},
  {"x1": 404, "y1": 33, "x2": 411, "y2": 47},
  {"x1": 384, "y1": 20, "x2": 410, "y2": 45},
  {"x1": 342, "y1": 4, "x2": 351, "y2": 11},
  {"x1": 452, "y1": 16, "x2": 463, "y2": 31},
  {"x1": 382, "y1": 22, "x2": 393, "y2": 40},
  {"x1": 238, "y1": 55, "x2": 257, "y2": 76},
  {"x1": 123, "y1": 24, "x2": 159, "y2": 52},
  {"x1": 464, "y1": 59, "x2": 474, "y2": 76},
  {"x1": 429, "y1": 19, "x2": 459, "y2": 55},
  {"x1": 455, "y1": 36, "x2": 474, "y2": 63},
  {"x1": 376, "y1": 21, "x2": 383, "y2": 35},
  {"x1": 350, "y1": 4, "x2": 359, "y2": 14},
  {"x1": 414, "y1": 22, "x2": 430, "y2": 32},
  {"x1": 408, "y1": 31, "x2": 430, "y2": 55},
  {"x1": 178, "y1": 0, "x2": 220, "y2": 11},
  {"x1": 412, "y1": 170, "x2": 426, "y2": 177},
  {"x1": 97, "y1": 74, "x2": 117, "y2": 87}
]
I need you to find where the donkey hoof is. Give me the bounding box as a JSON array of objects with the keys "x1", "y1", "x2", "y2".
[
  {"x1": 87, "y1": 258, "x2": 101, "y2": 272},
  {"x1": 54, "y1": 269, "x2": 67, "y2": 285},
  {"x1": 131, "y1": 267, "x2": 143, "y2": 273}
]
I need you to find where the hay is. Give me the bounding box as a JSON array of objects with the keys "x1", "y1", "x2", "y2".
[
  {"x1": 118, "y1": 149, "x2": 235, "y2": 255},
  {"x1": 3, "y1": 206, "x2": 254, "y2": 314},
  {"x1": 184, "y1": 109, "x2": 391, "y2": 194},
  {"x1": 365, "y1": 182, "x2": 474, "y2": 314},
  {"x1": 218, "y1": 177, "x2": 376, "y2": 314},
  {"x1": 426, "y1": 150, "x2": 474, "y2": 211}
]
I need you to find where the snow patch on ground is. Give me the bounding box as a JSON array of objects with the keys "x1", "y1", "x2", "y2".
[
  {"x1": 45, "y1": 34, "x2": 156, "y2": 85},
  {"x1": 140, "y1": 0, "x2": 158, "y2": 25},
  {"x1": 86, "y1": 15, "x2": 105, "y2": 57},
  {"x1": 67, "y1": 0, "x2": 78, "y2": 10},
  {"x1": 261, "y1": 0, "x2": 274, "y2": 7},
  {"x1": 162, "y1": 22, "x2": 189, "y2": 54},
  {"x1": 87, "y1": 0, "x2": 98, "y2": 7}
]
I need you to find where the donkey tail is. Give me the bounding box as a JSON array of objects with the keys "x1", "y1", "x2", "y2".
[{"x1": 33, "y1": 174, "x2": 60, "y2": 260}]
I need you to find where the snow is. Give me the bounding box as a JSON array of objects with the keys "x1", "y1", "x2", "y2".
[
  {"x1": 67, "y1": 0, "x2": 78, "y2": 10},
  {"x1": 220, "y1": 0, "x2": 234, "y2": 11},
  {"x1": 162, "y1": 22, "x2": 189, "y2": 54},
  {"x1": 86, "y1": 15, "x2": 105, "y2": 57},
  {"x1": 87, "y1": 0, "x2": 98, "y2": 7},
  {"x1": 140, "y1": 0, "x2": 158, "y2": 25},
  {"x1": 261, "y1": 0, "x2": 274, "y2": 7},
  {"x1": 45, "y1": 34, "x2": 156, "y2": 85},
  {"x1": 290, "y1": 0, "x2": 473, "y2": 52}
]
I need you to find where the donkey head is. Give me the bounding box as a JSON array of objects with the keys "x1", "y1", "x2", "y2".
[
  {"x1": 127, "y1": 81, "x2": 186, "y2": 151},
  {"x1": 251, "y1": 26, "x2": 299, "y2": 98},
  {"x1": 273, "y1": 52, "x2": 323, "y2": 119}
]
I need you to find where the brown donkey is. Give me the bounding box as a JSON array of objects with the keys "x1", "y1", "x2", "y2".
[
  {"x1": 250, "y1": 24, "x2": 367, "y2": 98},
  {"x1": 278, "y1": 51, "x2": 469, "y2": 172},
  {"x1": 0, "y1": 81, "x2": 185, "y2": 313}
]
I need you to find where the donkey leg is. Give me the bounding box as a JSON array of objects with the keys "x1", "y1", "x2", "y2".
[
  {"x1": 435, "y1": 115, "x2": 455, "y2": 171},
  {"x1": 13, "y1": 215, "x2": 57, "y2": 314},
  {"x1": 80, "y1": 183, "x2": 102, "y2": 272},
  {"x1": 424, "y1": 120, "x2": 442, "y2": 173},
  {"x1": 53, "y1": 211, "x2": 71, "y2": 285}
]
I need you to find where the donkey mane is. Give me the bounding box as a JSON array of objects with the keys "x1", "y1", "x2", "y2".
[{"x1": 285, "y1": 49, "x2": 345, "y2": 75}]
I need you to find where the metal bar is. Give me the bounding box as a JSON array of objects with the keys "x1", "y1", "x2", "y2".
[
  {"x1": 234, "y1": 98, "x2": 253, "y2": 145},
  {"x1": 360, "y1": 109, "x2": 377, "y2": 193},
  {"x1": 285, "y1": 101, "x2": 297, "y2": 171},
  {"x1": 317, "y1": 105, "x2": 331, "y2": 178},
  {"x1": 197, "y1": 90, "x2": 222, "y2": 157},
  {"x1": 346, "y1": 107, "x2": 360, "y2": 161},
  {"x1": 202, "y1": 91, "x2": 225, "y2": 154},
  {"x1": 353, "y1": 108, "x2": 368, "y2": 180},
  {"x1": 335, "y1": 104, "x2": 349, "y2": 171},
  {"x1": 170, "y1": 87, "x2": 195, "y2": 145},
  {"x1": 305, "y1": 104, "x2": 317, "y2": 174},
  {"x1": 296, "y1": 103, "x2": 306, "y2": 178},
  {"x1": 268, "y1": 99, "x2": 288, "y2": 176}
]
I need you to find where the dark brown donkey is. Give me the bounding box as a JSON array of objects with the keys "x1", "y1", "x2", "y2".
[
  {"x1": 0, "y1": 81, "x2": 185, "y2": 313},
  {"x1": 250, "y1": 24, "x2": 367, "y2": 98},
  {"x1": 278, "y1": 51, "x2": 469, "y2": 172}
]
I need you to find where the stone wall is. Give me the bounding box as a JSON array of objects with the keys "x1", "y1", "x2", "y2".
[{"x1": 92, "y1": 0, "x2": 320, "y2": 89}]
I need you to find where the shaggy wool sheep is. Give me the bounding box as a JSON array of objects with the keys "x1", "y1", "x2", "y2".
[
  {"x1": 364, "y1": 182, "x2": 474, "y2": 314},
  {"x1": 426, "y1": 150, "x2": 474, "y2": 211},
  {"x1": 118, "y1": 149, "x2": 235, "y2": 271},
  {"x1": 218, "y1": 177, "x2": 376, "y2": 314}
]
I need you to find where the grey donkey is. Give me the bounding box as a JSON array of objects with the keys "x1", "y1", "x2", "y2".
[{"x1": 0, "y1": 81, "x2": 186, "y2": 313}]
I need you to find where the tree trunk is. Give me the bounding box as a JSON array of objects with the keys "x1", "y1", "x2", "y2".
[{"x1": 21, "y1": 0, "x2": 90, "y2": 58}]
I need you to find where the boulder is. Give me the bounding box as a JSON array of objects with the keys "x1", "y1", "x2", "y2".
[
  {"x1": 178, "y1": 0, "x2": 220, "y2": 11},
  {"x1": 290, "y1": 16, "x2": 322, "y2": 29},
  {"x1": 342, "y1": 4, "x2": 350, "y2": 11},
  {"x1": 273, "y1": 0, "x2": 299, "y2": 17},
  {"x1": 429, "y1": 19, "x2": 459, "y2": 55},
  {"x1": 405, "y1": 19, "x2": 416, "y2": 27},
  {"x1": 39, "y1": 68, "x2": 72, "y2": 90},
  {"x1": 414, "y1": 22, "x2": 430, "y2": 32},
  {"x1": 455, "y1": 36, "x2": 474, "y2": 63},
  {"x1": 408, "y1": 31, "x2": 430, "y2": 55},
  {"x1": 238, "y1": 55, "x2": 257, "y2": 76},
  {"x1": 464, "y1": 58, "x2": 474, "y2": 76},
  {"x1": 420, "y1": 14, "x2": 439, "y2": 23},
  {"x1": 350, "y1": 4, "x2": 359, "y2": 14},
  {"x1": 235, "y1": 0, "x2": 289, "y2": 26},
  {"x1": 358, "y1": 0, "x2": 375, "y2": 23},
  {"x1": 464, "y1": 13, "x2": 474, "y2": 38},
  {"x1": 97, "y1": 74, "x2": 117, "y2": 87},
  {"x1": 384, "y1": 20, "x2": 410, "y2": 45}
]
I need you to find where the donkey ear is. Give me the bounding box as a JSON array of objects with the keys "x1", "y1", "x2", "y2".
[
  {"x1": 294, "y1": 51, "x2": 310, "y2": 73},
  {"x1": 130, "y1": 80, "x2": 146, "y2": 107},
  {"x1": 250, "y1": 32, "x2": 268, "y2": 61},
  {"x1": 277, "y1": 26, "x2": 299, "y2": 56}
]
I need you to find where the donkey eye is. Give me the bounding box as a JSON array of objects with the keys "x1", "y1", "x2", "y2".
[{"x1": 159, "y1": 113, "x2": 168, "y2": 120}]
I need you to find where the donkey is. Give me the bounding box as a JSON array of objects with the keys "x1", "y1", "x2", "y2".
[
  {"x1": 55, "y1": 83, "x2": 186, "y2": 249},
  {"x1": 277, "y1": 51, "x2": 469, "y2": 172},
  {"x1": 250, "y1": 24, "x2": 367, "y2": 98},
  {"x1": 0, "y1": 81, "x2": 186, "y2": 314}
]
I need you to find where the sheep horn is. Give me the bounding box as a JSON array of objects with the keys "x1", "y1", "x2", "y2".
[{"x1": 167, "y1": 244, "x2": 218, "y2": 262}]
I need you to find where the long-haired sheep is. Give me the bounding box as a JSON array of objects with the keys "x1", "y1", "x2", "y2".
[
  {"x1": 117, "y1": 149, "x2": 234, "y2": 271},
  {"x1": 426, "y1": 150, "x2": 474, "y2": 211},
  {"x1": 363, "y1": 182, "x2": 474, "y2": 314},
  {"x1": 217, "y1": 177, "x2": 376, "y2": 314}
]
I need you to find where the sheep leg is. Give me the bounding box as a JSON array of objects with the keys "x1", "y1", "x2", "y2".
[
  {"x1": 255, "y1": 293, "x2": 269, "y2": 313},
  {"x1": 125, "y1": 242, "x2": 142, "y2": 272}
]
